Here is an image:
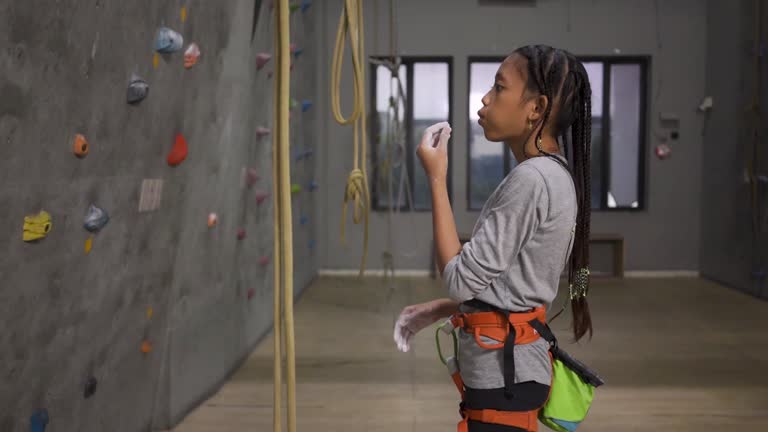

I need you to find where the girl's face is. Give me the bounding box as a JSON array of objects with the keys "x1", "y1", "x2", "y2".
[{"x1": 477, "y1": 54, "x2": 539, "y2": 143}]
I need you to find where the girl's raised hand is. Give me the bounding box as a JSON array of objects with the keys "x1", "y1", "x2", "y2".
[{"x1": 416, "y1": 121, "x2": 452, "y2": 183}]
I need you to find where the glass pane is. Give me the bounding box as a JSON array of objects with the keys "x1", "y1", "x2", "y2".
[
  {"x1": 374, "y1": 64, "x2": 407, "y2": 209},
  {"x1": 608, "y1": 64, "x2": 641, "y2": 208},
  {"x1": 469, "y1": 62, "x2": 505, "y2": 210},
  {"x1": 583, "y1": 62, "x2": 604, "y2": 210},
  {"x1": 412, "y1": 63, "x2": 450, "y2": 210}
]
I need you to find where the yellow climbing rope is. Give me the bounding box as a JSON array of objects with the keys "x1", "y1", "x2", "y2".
[
  {"x1": 273, "y1": 1, "x2": 296, "y2": 432},
  {"x1": 331, "y1": 0, "x2": 370, "y2": 276}
]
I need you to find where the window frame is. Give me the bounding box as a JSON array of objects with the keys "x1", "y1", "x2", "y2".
[
  {"x1": 466, "y1": 55, "x2": 650, "y2": 212},
  {"x1": 369, "y1": 56, "x2": 454, "y2": 212}
]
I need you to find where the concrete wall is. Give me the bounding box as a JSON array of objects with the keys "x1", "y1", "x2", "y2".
[
  {"x1": 316, "y1": 0, "x2": 707, "y2": 273},
  {"x1": 0, "y1": 1, "x2": 320, "y2": 430},
  {"x1": 700, "y1": 0, "x2": 768, "y2": 298}
]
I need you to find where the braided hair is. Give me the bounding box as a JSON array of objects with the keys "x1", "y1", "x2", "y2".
[{"x1": 513, "y1": 45, "x2": 593, "y2": 341}]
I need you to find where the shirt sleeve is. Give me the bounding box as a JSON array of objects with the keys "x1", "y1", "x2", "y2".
[{"x1": 442, "y1": 164, "x2": 549, "y2": 302}]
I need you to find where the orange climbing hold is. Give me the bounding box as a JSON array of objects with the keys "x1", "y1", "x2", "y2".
[
  {"x1": 167, "y1": 133, "x2": 188, "y2": 166},
  {"x1": 141, "y1": 341, "x2": 152, "y2": 353},
  {"x1": 73, "y1": 134, "x2": 88, "y2": 158},
  {"x1": 208, "y1": 213, "x2": 218, "y2": 228}
]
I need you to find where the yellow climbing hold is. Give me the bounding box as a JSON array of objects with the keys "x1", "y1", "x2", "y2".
[
  {"x1": 23, "y1": 210, "x2": 52, "y2": 242},
  {"x1": 84, "y1": 236, "x2": 93, "y2": 254},
  {"x1": 181, "y1": 6, "x2": 187, "y2": 23},
  {"x1": 153, "y1": 52, "x2": 160, "y2": 69},
  {"x1": 147, "y1": 307, "x2": 153, "y2": 319}
]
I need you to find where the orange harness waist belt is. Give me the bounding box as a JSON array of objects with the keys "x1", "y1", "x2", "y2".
[{"x1": 438, "y1": 299, "x2": 550, "y2": 432}]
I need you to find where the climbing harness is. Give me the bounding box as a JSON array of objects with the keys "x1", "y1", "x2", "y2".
[
  {"x1": 272, "y1": 1, "x2": 297, "y2": 432},
  {"x1": 332, "y1": 0, "x2": 371, "y2": 276},
  {"x1": 436, "y1": 299, "x2": 604, "y2": 432}
]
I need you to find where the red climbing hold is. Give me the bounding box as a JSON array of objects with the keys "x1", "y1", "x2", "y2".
[
  {"x1": 256, "y1": 127, "x2": 271, "y2": 138},
  {"x1": 256, "y1": 53, "x2": 272, "y2": 70},
  {"x1": 247, "y1": 288, "x2": 255, "y2": 299},
  {"x1": 255, "y1": 191, "x2": 270, "y2": 204},
  {"x1": 237, "y1": 228, "x2": 246, "y2": 240},
  {"x1": 259, "y1": 256, "x2": 270, "y2": 266},
  {"x1": 167, "y1": 133, "x2": 188, "y2": 166},
  {"x1": 246, "y1": 168, "x2": 260, "y2": 187}
]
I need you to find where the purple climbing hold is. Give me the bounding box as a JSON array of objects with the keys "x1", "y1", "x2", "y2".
[
  {"x1": 155, "y1": 27, "x2": 184, "y2": 53},
  {"x1": 30, "y1": 409, "x2": 49, "y2": 432}
]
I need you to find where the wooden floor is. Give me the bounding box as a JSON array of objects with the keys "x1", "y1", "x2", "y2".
[{"x1": 171, "y1": 276, "x2": 768, "y2": 431}]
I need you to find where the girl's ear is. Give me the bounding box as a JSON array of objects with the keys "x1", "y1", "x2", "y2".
[{"x1": 529, "y1": 95, "x2": 549, "y2": 122}]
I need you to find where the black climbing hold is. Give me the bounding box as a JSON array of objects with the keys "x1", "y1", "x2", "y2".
[{"x1": 84, "y1": 376, "x2": 98, "y2": 398}]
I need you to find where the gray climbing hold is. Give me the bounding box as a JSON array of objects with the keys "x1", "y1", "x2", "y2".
[
  {"x1": 84, "y1": 205, "x2": 109, "y2": 233},
  {"x1": 127, "y1": 74, "x2": 149, "y2": 104}
]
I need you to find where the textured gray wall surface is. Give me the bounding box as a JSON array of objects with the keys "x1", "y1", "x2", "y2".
[
  {"x1": 316, "y1": 0, "x2": 707, "y2": 273},
  {"x1": 0, "y1": 0, "x2": 319, "y2": 430},
  {"x1": 700, "y1": 0, "x2": 768, "y2": 298}
]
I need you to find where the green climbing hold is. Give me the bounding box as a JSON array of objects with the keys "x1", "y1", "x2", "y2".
[{"x1": 291, "y1": 184, "x2": 302, "y2": 194}]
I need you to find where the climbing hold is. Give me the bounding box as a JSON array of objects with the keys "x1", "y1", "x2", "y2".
[
  {"x1": 127, "y1": 73, "x2": 149, "y2": 104},
  {"x1": 246, "y1": 168, "x2": 260, "y2": 187},
  {"x1": 307, "y1": 180, "x2": 318, "y2": 191},
  {"x1": 256, "y1": 53, "x2": 272, "y2": 70},
  {"x1": 291, "y1": 184, "x2": 302, "y2": 194},
  {"x1": 184, "y1": 43, "x2": 200, "y2": 69},
  {"x1": 301, "y1": 100, "x2": 313, "y2": 112},
  {"x1": 255, "y1": 191, "x2": 270, "y2": 204},
  {"x1": 290, "y1": 62, "x2": 295, "y2": 71},
  {"x1": 208, "y1": 213, "x2": 218, "y2": 228},
  {"x1": 299, "y1": 215, "x2": 308, "y2": 225},
  {"x1": 655, "y1": 144, "x2": 671, "y2": 160},
  {"x1": 259, "y1": 256, "x2": 270, "y2": 266},
  {"x1": 237, "y1": 228, "x2": 247, "y2": 240},
  {"x1": 83, "y1": 204, "x2": 109, "y2": 233},
  {"x1": 147, "y1": 307, "x2": 153, "y2": 319},
  {"x1": 84, "y1": 236, "x2": 93, "y2": 254},
  {"x1": 308, "y1": 239, "x2": 316, "y2": 250},
  {"x1": 84, "y1": 376, "x2": 98, "y2": 398},
  {"x1": 141, "y1": 341, "x2": 152, "y2": 354},
  {"x1": 290, "y1": 43, "x2": 297, "y2": 53},
  {"x1": 294, "y1": 48, "x2": 304, "y2": 58},
  {"x1": 30, "y1": 409, "x2": 48, "y2": 432},
  {"x1": 295, "y1": 149, "x2": 314, "y2": 161},
  {"x1": 301, "y1": 0, "x2": 311, "y2": 13},
  {"x1": 290, "y1": 3, "x2": 300, "y2": 13},
  {"x1": 267, "y1": 71, "x2": 273, "y2": 79},
  {"x1": 167, "y1": 133, "x2": 188, "y2": 166},
  {"x1": 290, "y1": 98, "x2": 298, "y2": 110},
  {"x1": 180, "y1": 6, "x2": 188, "y2": 23},
  {"x1": 247, "y1": 288, "x2": 255, "y2": 300},
  {"x1": 23, "y1": 211, "x2": 52, "y2": 242},
  {"x1": 73, "y1": 134, "x2": 89, "y2": 158},
  {"x1": 155, "y1": 27, "x2": 183, "y2": 53},
  {"x1": 256, "y1": 126, "x2": 271, "y2": 138},
  {"x1": 153, "y1": 52, "x2": 160, "y2": 69}
]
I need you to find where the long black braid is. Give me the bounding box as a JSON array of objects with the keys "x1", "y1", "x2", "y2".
[{"x1": 513, "y1": 45, "x2": 593, "y2": 341}]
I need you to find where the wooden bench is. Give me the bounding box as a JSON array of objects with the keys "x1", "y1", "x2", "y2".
[{"x1": 431, "y1": 233, "x2": 625, "y2": 279}]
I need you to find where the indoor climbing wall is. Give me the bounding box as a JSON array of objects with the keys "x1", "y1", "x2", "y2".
[{"x1": 0, "y1": 0, "x2": 319, "y2": 431}]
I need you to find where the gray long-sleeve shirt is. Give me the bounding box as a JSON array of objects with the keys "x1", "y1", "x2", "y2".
[{"x1": 442, "y1": 153, "x2": 577, "y2": 388}]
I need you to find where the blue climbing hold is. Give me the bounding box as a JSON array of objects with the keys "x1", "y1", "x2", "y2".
[
  {"x1": 301, "y1": 100, "x2": 313, "y2": 113},
  {"x1": 293, "y1": 48, "x2": 304, "y2": 58},
  {"x1": 30, "y1": 409, "x2": 49, "y2": 432},
  {"x1": 307, "y1": 180, "x2": 318, "y2": 191},
  {"x1": 155, "y1": 27, "x2": 184, "y2": 53},
  {"x1": 300, "y1": 215, "x2": 309, "y2": 225},
  {"x1": 308, "y1": 239, "x2": 316, "y2": 249},
  {"x1": 301, "y1": 0, "x2": 311, "y2": 13},
  {"x1": 83, "y1": 204, "x2": 110, "y2": 233}
]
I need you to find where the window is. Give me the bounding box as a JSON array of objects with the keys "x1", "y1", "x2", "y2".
[
  {"x1": 371, "y1": 57, "x2": 452, "y2": 211},
  {"x1": 467, "y1": 56, "x2": 649, "y2": 211}
]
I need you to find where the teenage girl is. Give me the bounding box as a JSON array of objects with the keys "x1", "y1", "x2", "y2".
[{"x1": 394, "y1": 45, "x2": 594, "y2": 432}]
